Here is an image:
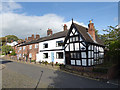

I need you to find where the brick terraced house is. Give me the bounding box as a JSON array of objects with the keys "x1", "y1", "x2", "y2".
[{"x1": 14, "y1": 34, "x2": 40, "y2": 61}]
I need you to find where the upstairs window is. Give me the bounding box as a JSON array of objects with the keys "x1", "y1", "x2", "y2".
[
  {"x1": 19, "y1": 47, "x2": 22, "y2": 50},
  {"x1": 56, "y1": 40, "x2": 63, "y2": 47},
  {"x1": 43, "y1": 43, "x2": 48, "y2": 48},
  {"x1": 35, "y1": 44, "x2": 38, "y2": 48},
  {"x1": 56, "y1": 52, "x2": 63, "y2": 59},
  {"x1": 43, "y1": 53, "x2": 48, "y2": 59},
  {"x1": 23, "y1": 46, "x2": 26, "y2": 50},
  {"x1": 29, "y1": 45, "x2": 32, "y2": 49}
]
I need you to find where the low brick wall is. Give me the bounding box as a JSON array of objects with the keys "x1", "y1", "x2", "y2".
[{"x1": 62, "y1": 65, "x2": 108, "y2": 80}]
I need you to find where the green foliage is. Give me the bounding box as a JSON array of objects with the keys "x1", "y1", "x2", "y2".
[
  {"x1": 5, "y1": 35, "x2": 19, "y2": 43},
  {"x1": 102, "y1": 25, "x2": 119, "y2": 46},
  {"x1": 31, "y1": 60, "x2": 35, "y2": 62},
  {"x1": 10, "y1": 50, "x2": 16, "y2": 56},
  {"x1": 42, "y1": 61, "x2": 45, "y2": 64},
  {"x1": 102, "y1": 25, "x2": 120, "y2": 65},
  {"x1": 95, "y1": 29, "x2": 101, "y2": 38},
  {"x1": 44, "y1": 61, "x2": 48, "y2": 65},
  {"x1": 2, "y1": 45, "x2": 13, "y2": 55}
]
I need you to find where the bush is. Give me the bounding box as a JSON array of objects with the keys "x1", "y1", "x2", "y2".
[
  {"x1": 42, "y1": 61, "x2": 45, "y2": 64},
  {"x1": 31, "y1": 60, "x2": 35, "y2": 62},
  {"x1": 55, "y1": 62, "x2": 59, "y2": 66},
  {"x1": 44, "y1": 61, "x2": 48, "y2": 65}
]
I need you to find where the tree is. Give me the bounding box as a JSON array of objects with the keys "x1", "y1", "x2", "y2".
[
  {"x1": 5, "y1": 35, "x2": 19, "y2": 43},
  {"x1": 0, "y1": 37, "x2": 7, "y2": 46},
  {"x1": 1, "y1": 45, "x2": 14, "y2": 55},
  {"x1": 102, "y1": 25, "x2": 120, "y2": 65},
  {"x1": 10, "y1": 50, "x2": 16, "y2": 56}
]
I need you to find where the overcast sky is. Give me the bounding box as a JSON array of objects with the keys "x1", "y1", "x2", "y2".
[{"x1": 0, "y1": 0, "x2": 118, "y2": 39}]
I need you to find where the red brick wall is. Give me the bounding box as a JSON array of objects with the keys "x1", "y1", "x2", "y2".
[{"x1": 15, "y1": 43, "x2": 39, "y2": 61}]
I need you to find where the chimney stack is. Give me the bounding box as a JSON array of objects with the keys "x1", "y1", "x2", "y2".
[
  {"x1": 25, "y1": 38, "x2": 27, "y2": 41},
  {"x1": 47, "y1": 29, "x2": 52, "y2": 36},
  {"x1": 63, "y1": 24, "x2": 67, "y2": 31},
  {"x1": 31, "y1": 34, "x2": 34, "y2": 40},
  {"x1": 36, "y1": 34, "x2": 40, "y2": 39},
  {"x1": 28, "y1": 37, "x2": 32, "y2": 41},
  {"x1": 88, "y1": 20, "x2": 96, "y2": 41}
]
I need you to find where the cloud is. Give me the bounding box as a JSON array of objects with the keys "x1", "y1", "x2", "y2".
[
  {"x1": 0, "y1": 0, "x2": 22, "y2": 13},
  {"x1": 1, "y1": 12, "x2": 87, "y2": 39},
  {"x1": 0, "y1": 1, "x2": 87, "y2": 39}
]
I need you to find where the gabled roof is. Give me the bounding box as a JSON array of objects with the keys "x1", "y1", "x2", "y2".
[{"x1": 64, "y1": 22, "x2": 104, "y2": 46}]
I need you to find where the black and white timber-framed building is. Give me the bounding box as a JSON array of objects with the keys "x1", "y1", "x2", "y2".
[{"x1": 64, "y1": 20, "x2": 105, "y2": 67}]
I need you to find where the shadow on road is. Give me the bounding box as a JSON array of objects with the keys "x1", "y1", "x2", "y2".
[
  {"x1": 48, "y1": 70, "x2": 119, "y2": 88},
  {"x1": 0, "y1": 60, "x2": 13, "y2": 64}
]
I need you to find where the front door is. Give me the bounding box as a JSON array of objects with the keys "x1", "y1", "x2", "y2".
[
  {"x1": 65, "y1": 52, "x2": 70, "y2": 65},
  {"x1": 51, "y1": 52, "x2": 54, "y2": 63}
]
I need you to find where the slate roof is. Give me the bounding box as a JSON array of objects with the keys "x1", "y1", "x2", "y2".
[
  {"x1": 19, "y1": 30, "x2": 68, "y2": 46},
  {"x1": 19, "y1": 22, "x2": 104, "y2": 47}
]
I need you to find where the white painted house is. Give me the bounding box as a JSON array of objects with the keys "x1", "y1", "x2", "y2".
[{"x1": 36, "y1": 26, "x2": 68, "y2": 64}]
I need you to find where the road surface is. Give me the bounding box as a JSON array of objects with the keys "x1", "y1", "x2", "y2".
[{"x1": 1, "y1": 59, "x2": 119, "y2": 88}]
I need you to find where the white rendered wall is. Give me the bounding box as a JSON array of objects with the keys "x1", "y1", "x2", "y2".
[{"x1": 36, "y1": 37, "x2": 65, "y2": 64}]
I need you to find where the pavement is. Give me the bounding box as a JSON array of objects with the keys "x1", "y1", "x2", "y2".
[{"x1": 1, "y1": 58, "x2": 119, "y2": 88}]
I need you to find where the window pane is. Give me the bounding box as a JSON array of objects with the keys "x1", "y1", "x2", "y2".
[
  {"x1": 73, "y1": 37, "x2": 75, "y2": 42},
  {"x1": 76, "y1": 60, "x2": 81, "y2": 65},
  {"x1": 71, "y1": 60, "x2": 75, "y2": 65},
  {"x1": 56, "y1": 52, "x2": 63, "y2": 59},
  {"x1": 81, "y1": 52, "x2": 86, "y2": 58},
  {"x1": 56, "y1": 40, "x2": 63, "y2": 47},
  {"x1": 82, "y1": 59, "x2": 86, "y2": 66},
  {"x1": 76, "y1": 36, "x2": 78, "y2": 41},
  {"x1": 70, "y1": 37, "x2": 72, "y2": 42},
  {"x1": 75, "y1": 43, "x2": 79, "y2": 51},
  {"x1": 70, "y1": 43, "x2": 74, "y2": 51}
]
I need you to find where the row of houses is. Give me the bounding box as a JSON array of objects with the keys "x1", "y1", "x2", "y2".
[{"x1": 13, "y1": 20, "x2": 105, "y2": 67}]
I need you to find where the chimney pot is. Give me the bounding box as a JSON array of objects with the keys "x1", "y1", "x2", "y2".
[
  {"x1": 47, "y1": 29, "x2": 52, "y2": 36},
  {"x1": 63, "y1": 24, "x2": 67, "y2": 31},
  {"x1": 32, "y1": 34, "x2": 34, "y2": 40},
  {"x1": 36, "y1": 34, "x2": 40, "y2": 39}
]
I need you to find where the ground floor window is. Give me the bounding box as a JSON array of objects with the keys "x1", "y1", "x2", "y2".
[
  {"x1": 56, "y1": 52, "x2": 63, "y2": 59},
  {"x1": 43, "y1": 53, "x2": 48, "y2": 59},
  {"x1": 71, "y1": 60, "x2": 75, "y2": 65},
  {"x1": 29, "y1": 53, "x2": 32, "y2": 58},
  {"x1": 76, "y1": 60, "x2": 81, "y2": 65}
]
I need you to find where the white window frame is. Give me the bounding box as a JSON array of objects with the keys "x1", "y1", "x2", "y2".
[
  {"x1": 29, "y1": 53, "x2": 32, "y2": 58},
  {"x1": 29, "y1": 45, "x2": 32, "y2": 49},
  {"x1": 35, "y1": 44, "x2": 38, "y2": 48},
  {"x1": 23, "y1": 46, "x2": 26, "y2": 50}
]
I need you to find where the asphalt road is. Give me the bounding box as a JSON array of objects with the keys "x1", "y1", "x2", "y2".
[{"x1": 1, "y1": 59, "x2": 119, "y2": 88}]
